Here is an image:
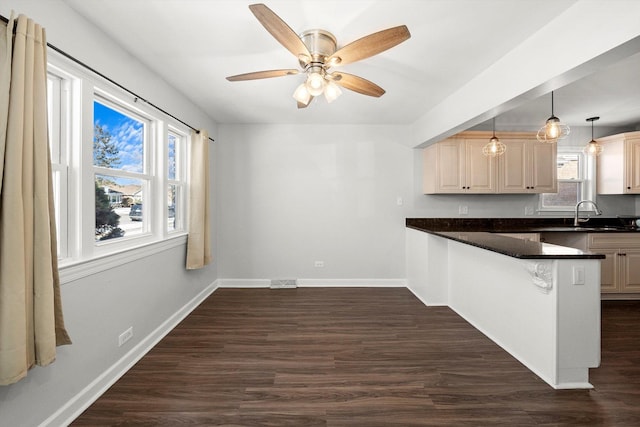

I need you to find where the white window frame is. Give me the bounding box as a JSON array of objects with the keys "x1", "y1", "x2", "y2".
[
  {"x1": 46, "y1": 50, "x2": 190, "y2": 283},
  {"x1": 167, "y1": 129, "x2": 187, "y2": 234},
  {"x1": 538, "y1": 146, "x2": 596, "y2": 213}
]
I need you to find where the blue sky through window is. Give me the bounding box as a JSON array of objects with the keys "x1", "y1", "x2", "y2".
[{"x1": 94, "y1": 101, "x2": 144, "y2": 175}]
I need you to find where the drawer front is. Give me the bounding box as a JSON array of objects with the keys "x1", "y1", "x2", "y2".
[{"x1": 588, "y1": 233, "x2": 640, "y2": 249}]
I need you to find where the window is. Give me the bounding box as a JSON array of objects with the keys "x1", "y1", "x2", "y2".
[
  {"x1": 47, "y1": 65, "x2": 76, "y2": 260},
  {"x1": 46, "y1": 51, "x2": 189, "y2": 274},
  {"x1": 93, "y1": 98, "x2": 149, "y2": 242},
  {"x1": 539, "y1": 148, "x2": 595, "y2": 212},
  {"x1": 167, "y1": 131, "x2": 186, "y2": 232}
]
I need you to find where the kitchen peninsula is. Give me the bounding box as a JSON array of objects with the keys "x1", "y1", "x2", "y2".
[{"x1": 406, "y1": 218, "x2": 606, "y2": 389}]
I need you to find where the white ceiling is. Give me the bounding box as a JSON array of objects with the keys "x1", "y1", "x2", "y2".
[{"x1": 62, "y1": 0, "x2": 640, "y2": 130}]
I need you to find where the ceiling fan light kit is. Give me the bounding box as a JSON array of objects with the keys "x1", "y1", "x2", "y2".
[
  {"x1": 226, "y1": 3, "x2": 410, "y2": 108},
  {"x1": 537, "y1": 91, "x2": 570, "y2": 143}
]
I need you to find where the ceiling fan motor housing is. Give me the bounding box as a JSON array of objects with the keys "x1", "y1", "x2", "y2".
[{"x1": 300, "y1": 29, "x2": 337, "y2": 66}]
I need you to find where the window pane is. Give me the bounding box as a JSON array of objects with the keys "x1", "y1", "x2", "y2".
[
  {"x1": 168, "y1": 133, "x2": 177, "y2": 180},
  {"x1": 557, "y1": 154, "x2": 580, "y2": 180},
  {"x1": 167, "y1": 184, "x2": 179, "y2": 232},
  {"x1": 95, "y1": 175, "x2": 145, "y2": 242},
  {"x1": 94, "y1": 101, "x2": 144, "y2": 173},
  {"x1": 541, "y1": 181, "x2": 581, "y2": 209}
]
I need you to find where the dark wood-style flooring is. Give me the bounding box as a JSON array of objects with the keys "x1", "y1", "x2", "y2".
[{"x1": 72, "y1": 288, "x2": 640, "y2": 426}]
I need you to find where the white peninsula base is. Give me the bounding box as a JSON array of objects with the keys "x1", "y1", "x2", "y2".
[{"x1": 406, "y1": 228, "x2": 601, "y2": 389}]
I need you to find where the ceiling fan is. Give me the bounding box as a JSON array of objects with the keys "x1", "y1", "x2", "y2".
[{"x1": 226, "y1": 3, "x2": 411, "y2": 108}]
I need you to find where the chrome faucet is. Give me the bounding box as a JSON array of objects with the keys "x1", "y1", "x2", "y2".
[{"x1": 574, "y1": 200, "x2": 603, "y2": 226}]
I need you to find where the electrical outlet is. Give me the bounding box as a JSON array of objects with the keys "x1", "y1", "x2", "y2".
[
  {"x1": 396, "y1": 196, "x2": 403, "y2": 206},
  {"x1": 458, "y1": 205, "x2": 468, "y2": 215},
  {"x1": 525, "y1": 206, "x2": 534, "y2": 215},
  {"x1": 314, "y1": 261, "x2": 325, "y2": 268},
  {"x1": 118, "y1": 327, "x2": 133, "y2": 347}
]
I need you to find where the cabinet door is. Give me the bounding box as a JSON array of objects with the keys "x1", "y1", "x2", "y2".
[
  {"x1": 625, "y1": 138, "x2": 640, "y2": 193},
  {"x1": 621, "y1": 250, "x2": 640, "y2": 292},
  {"x1": 498, "y1": 140, "x2": 528, "y2": 193},
  {"x1": 465, "y1": 139, "x2": 496, "y2": 193},
  {"x1": 436, "y1": 141, "x2": 465, "y2": 193},
  {"x1": 598, "y1": 249, "x2": 619, "y2": 293},
  {"x1": 529, "y1": 142, "x2": 557, "y2": 193}
]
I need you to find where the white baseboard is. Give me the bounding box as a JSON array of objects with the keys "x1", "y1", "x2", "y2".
[
  {"x1": 298, "y1": 278, "x2": 406, "y2": 287},
  {"x1": 218, "y1": 279, "x2": 271, "y2": 288},
  {"x1": 218, "y1": 278, "x2": 406, "y2": 288},
  {"x1": 44, "y1": 280, "x2": 219, "y2": 427},
  {"x1": 406, "y1": 285, "x2": 448, "y2": 307}
]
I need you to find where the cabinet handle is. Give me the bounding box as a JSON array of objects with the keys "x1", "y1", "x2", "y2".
[{"x1": 628, "y1": 187, "x2": 631, "y2": 190}]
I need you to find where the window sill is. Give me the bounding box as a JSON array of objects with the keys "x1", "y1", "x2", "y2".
[{"x1": 59, "y1": 233, "x2": 188, "y2": 284}]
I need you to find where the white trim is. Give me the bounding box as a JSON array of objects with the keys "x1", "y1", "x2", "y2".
[
  {"x1": 218, "y1": 278, "x2": 406, "y2": 288},
  {"x1": 59, "y1": 234, "x2": 187, "y2": 284},
  {"x1": 218, "y1": 279, "x2": 271, "y2": 288},
  {"x1": 406, "y1": 285, "x2": 448, "y2": 307},
  {"x1": 298, "y1": 278, "x2": 407, "y2": 287},
  {"x1": 42, "y1": 280, "x2": 220, "y2": 427}
]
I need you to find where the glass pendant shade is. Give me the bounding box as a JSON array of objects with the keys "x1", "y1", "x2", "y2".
[
  {"x1": 583, "y1": 116, "x2": 603, "y2": 156},
  {"x1": 537, "y1": 91, "x2": 570, "y2": 143},
  {"x1": 483, "y1": 118, "x2": 506, "y2": 157},
  {"x1": 584, "y1": 140, "x2": 604, "y2": 156}
]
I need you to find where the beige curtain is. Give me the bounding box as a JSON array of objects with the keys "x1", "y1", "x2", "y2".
[
  {"x1": 185, "y1": 129, "x2": 212, "y2": 269},
  {"x1": 0, "y1": 14, "x2": 71, "y2": 386}
]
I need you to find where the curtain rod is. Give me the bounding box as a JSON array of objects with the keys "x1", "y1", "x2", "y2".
[{"x1": 1, "y1": 13, "x2": 214, "y2": 143}]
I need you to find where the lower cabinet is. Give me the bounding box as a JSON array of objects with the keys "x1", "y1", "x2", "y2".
[{"x1": 588, "y1": 234, "x2": 640, "y2": 295}]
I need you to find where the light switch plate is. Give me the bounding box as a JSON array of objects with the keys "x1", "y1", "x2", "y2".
[{"x1": 572, "y1": 266, "x2": 585, "y2": 285}]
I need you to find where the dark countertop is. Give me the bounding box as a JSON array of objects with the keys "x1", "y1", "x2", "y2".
[
  {"x1": 406, "y1": 217, "x2": 640, "y2": 233},
  {"x1": 406, "y1": 218, "x2": 613, "y2": 260}
]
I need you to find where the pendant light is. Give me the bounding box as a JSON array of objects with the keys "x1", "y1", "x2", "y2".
[
  {"x1": 483, "y1": 117, "x2": 506, "y2": 157},
  {"x1": 583, "y1": 116, "x2": 603, "y2": 156},
  {"x1": 537, "y1": 91, "x2": 570, "y2": 143}
]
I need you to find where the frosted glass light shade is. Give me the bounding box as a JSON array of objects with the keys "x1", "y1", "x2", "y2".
[
  {"x1": 324, "y1": 81, "x2": 342, "y2": 103},
  {"x1": 305, "y1": 72, "x2": 325, "y2": 96},
  {"x1": 293, "y1": 83, "x2": 311, "y2": 105}
]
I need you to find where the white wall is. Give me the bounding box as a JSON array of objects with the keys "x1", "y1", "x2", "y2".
[
  {"x1": 217, "y1": 124, "x2": 412, "y2": 282},
  {"x1": 0, "y1": 2, "x2": 219, "y2": 426}
]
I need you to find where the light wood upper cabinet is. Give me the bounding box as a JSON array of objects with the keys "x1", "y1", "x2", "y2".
[
  {"x1": 423, "y1": 134, "x2": 496, "y2": 194},
  {"x1": 423, "y1": 131, "x2": 556, "y2": 195},
  {"x1": 498, "y1": 134, "x2": 557, "y2": 193},
  {"x1": 597, "y1": 131, "x2": 640, "y2": 194}
]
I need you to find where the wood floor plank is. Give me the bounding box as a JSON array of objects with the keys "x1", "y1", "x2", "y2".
[{"x1": 71, "y1": 288, "x2": 640, "y2": 426}]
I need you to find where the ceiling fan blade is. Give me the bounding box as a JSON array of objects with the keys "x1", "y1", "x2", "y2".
[
  {"x1": 332, "y1": 72, "x2": 385, "y2": 97},
  {"x1": 327, "y1": 25, "x2": 410, "y2": 67},
  {"x1": 249, "y1": 4, "x2": 311, "y2": 61},
  {"x1": 226, "y1": 69, "x2": 299, "y2": 81}
]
